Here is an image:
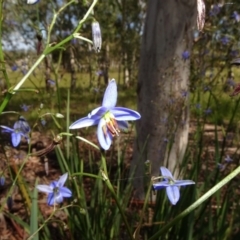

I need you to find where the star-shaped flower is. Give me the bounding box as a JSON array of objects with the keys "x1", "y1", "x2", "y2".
[
  {"x1": 69, "y1": 79, "x2": 141, "y2": 150},
  {"x1": 0, "y1": 116, "x2": 31, "y2": 147},
  {"x1": 152, "y1": 167, "x2": 195, "y2": 205},
  {"x1": 182, "y1": 50, "x2": 190, "y2": 60},
  {"x1": 36, "y1": 173, "x2": 72, "y2": 206}
]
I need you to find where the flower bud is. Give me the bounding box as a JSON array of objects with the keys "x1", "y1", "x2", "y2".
[{"x1": 91, "y1": 21, "x2": 102, "y2": 53}]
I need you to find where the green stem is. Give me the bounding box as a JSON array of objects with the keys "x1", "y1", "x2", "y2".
[
  {"x1": 71, "y1": 172, "x2": 102, "y2": 180},
  {"x1": 0, "y1": 155, "x2": 29, "y2": 214},
  {"x1": 100, "y1": 153, "x2": 133, "y2": 240},
  {"x1": 149, "y1": 165, "x2": 240, "y2": 240},
  {"x1": 45, "y1": 0, "x2": 98, "y2": 55},
  {"x1": 13, "y1": 54, "x2": 45, "y2": 92},
  {"x1": 28, "y1": 204, "x2": 73, "y2": 240},
  {"x1": 0, "y1": 0, "x2": 10, "y2": 88},
  {"x1": 0, "y1": 93, "x2": 12, "y2": 114}
]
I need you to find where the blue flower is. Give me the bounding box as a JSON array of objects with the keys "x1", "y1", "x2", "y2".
[
  {"x1": 152, "y1": 167, "x2": 195, "y2": 205},
  {"x1": 182, "y1": 51, "x2": 190, "y2": 60},
  {"x1": 209, "y1": 4, "x2": 222, "y2": 16},
  {"x1": 41, "y1": 118, "x2": 46, "y2": 126},
  {"x1": 36, "y1": 173, "x2": 72, "y2": 206},
  {"x1": 14, "y1": 116, "x2": 31, "y2": 134},
  {"x1": 220, "y1": 36, "x2": 230, "y2": 45},
  {"x1": 204, "y1": 108, "x2": 212, "y2": 115},
  {"x1": 225, "y1": 155, "x2": 233, "y2": 163},
  {"x1": 47, "y1": 79, "x2": 55, "y2": 86},
  {"x1": 20, "y1": 104, "x2": 31, "y2": 112},
  {"x1": 0, "y1": 176, "x2": 5, "y2": 186},
  {"x1": 11, "y1": 65, "x2": 18, "y2": 71},
  {"x1": 69, "y1": 79, "x2": 141, "y2": 150},
  {"x1": 232, "y1": 11, "x2": 240, "y2": 22},
  {"x1": 181, "y1": 90, "x2": 188, "y2": 97},
  {"x1": 0, "y1": 116, "x2": 31, "y2": 147}
]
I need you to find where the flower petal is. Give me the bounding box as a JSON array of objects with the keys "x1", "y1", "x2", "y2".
[
  {"x1": 57, "y1": 173, "x2": 68, "y2": 187},
  {"x1": 174, "y1": 180, "x2": 195, "y2": 186},
  {"x1": 14, "y1": 116, "x2": 31, "y2": 134},
  {"x1": 117, "y1": 121, "x2": 128, "y2": 130},
  {"x1": 160, "y1": 167, "x2": 174, "y2": 180},
  {"x1": 54, "y1": 193, "x2": 64, "y2": 204},
  {"x1": 97, "y1": 118, "x2": 112, "y2": 150},
  {"x1": 49, "y1": 181, "x2": 58, "y2": 188},
  {"x1": 152, "y1": 180, "x2": 170, "y2": 190},
  {"x1": 11, "y1": 132, "x2": 21, "y2": 147},
  {"x1": 60, "y1": 187, "x2": 72, "y2": 197},
  {"x1": 36, "y1": 185, "x2": 53, "y2": 193},
  {"x1": 88, "y1": 106, "x2": 107, "y2": 118},
  {"x1": 166, "y1": 186, "x2": 180, "y2": 205},
  {"x1": 102, "y1": 79, "x2": 117, "y2": 109},
  {"x1": 111, "y1": 107, "x2": 141, "y2": 121},
  {"x1": 69, "y1": 116, "x2": 99, "y2": 129},
  {"x1": 47, "y1": 193, "x2": 55, "y2": 205},
  {"x1": 0, "y1": 125, "x2": 14, "y2": 133}
]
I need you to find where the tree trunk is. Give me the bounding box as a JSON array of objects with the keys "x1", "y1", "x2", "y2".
[{"x1": 131, "y1": 0, "x2": 197, "y2": 199}]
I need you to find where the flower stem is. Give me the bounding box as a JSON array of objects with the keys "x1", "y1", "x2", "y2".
[{"x1": 100, "y1": 153, "x2": 133, "y2": 240}]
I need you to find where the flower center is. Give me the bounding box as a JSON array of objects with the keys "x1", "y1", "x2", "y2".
[
  {"x1": 102, "y1": 112, "x2": 120, "y2": 137},
  {"x1": 53, "y1": 187, "x2": 60, "y2": 194}
]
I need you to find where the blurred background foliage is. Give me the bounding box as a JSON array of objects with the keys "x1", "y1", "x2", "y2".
[{"x1": 2, "y1": 0, "x2": 240, "y2": 239}]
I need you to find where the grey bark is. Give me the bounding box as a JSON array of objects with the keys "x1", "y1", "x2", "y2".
[{"x1": 131, "y1": 0, "x2": 197, "y2": 199}]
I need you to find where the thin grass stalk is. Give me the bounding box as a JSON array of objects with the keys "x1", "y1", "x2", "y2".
[{"x1": 100, "y1": 152, "x2": 133, "y2": 240}]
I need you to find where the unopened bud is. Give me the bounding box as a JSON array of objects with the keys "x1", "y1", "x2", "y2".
[{"x1": 91, "y1": 21, "x2": 102, "y2": 53}]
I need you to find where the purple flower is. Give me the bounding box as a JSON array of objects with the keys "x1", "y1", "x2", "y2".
[
  {"x1": 0, "y1": 116, "x2": 30, "y2": 147},
  {"x1": 69, "y1": 79, "x2": 141, "y2": 150},
  {"x1": 181, "y1": 90, "x2": 188, "y2": 97},
  {"x1": 232, "y1": 11, "x2": 240, "y2": 22},
  {"x1": 20, "y1": 104, "x2": 30, "y2": 112},
  {"x1": 152, "y1": 167, "x2": 195, "y2": 205},
  {"x1": 41, "y1": 118, "x2": 46, "y2": 126},
  {"x1": 217, "y1": 163, "x2": 224, "y2": 170},
  {"x1": 209, "y1": 4, "x2": 222, "y2": 16},
  {"x1": 37, "y1": 173, "x2": 72, "y2": 206},
  {"x1": 47, "y1": 79, "x2": 55, "y2": 86},
  {"x1": 225, "y1": 155, "x2": 233, "y2": 163},
  {"x1": 204, "y1": 108, "x2": 212, "y2": 115},
  {"x1": 182, "y1": 51, "x2": 190, "y2": 60},
  {"x1": 11, "y1": 65, "x2": 18, "y2": 71},
  {"x1": 0, "y1": 176, "x2": 5, "y2": 186},
  {"x1": 220, "y1": 36, "x2": 230, "y2": 45}
]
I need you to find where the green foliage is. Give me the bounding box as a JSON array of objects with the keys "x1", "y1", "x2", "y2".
[{"x1": 2, "y1": 0, "x2": 240, "y2": 240}]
